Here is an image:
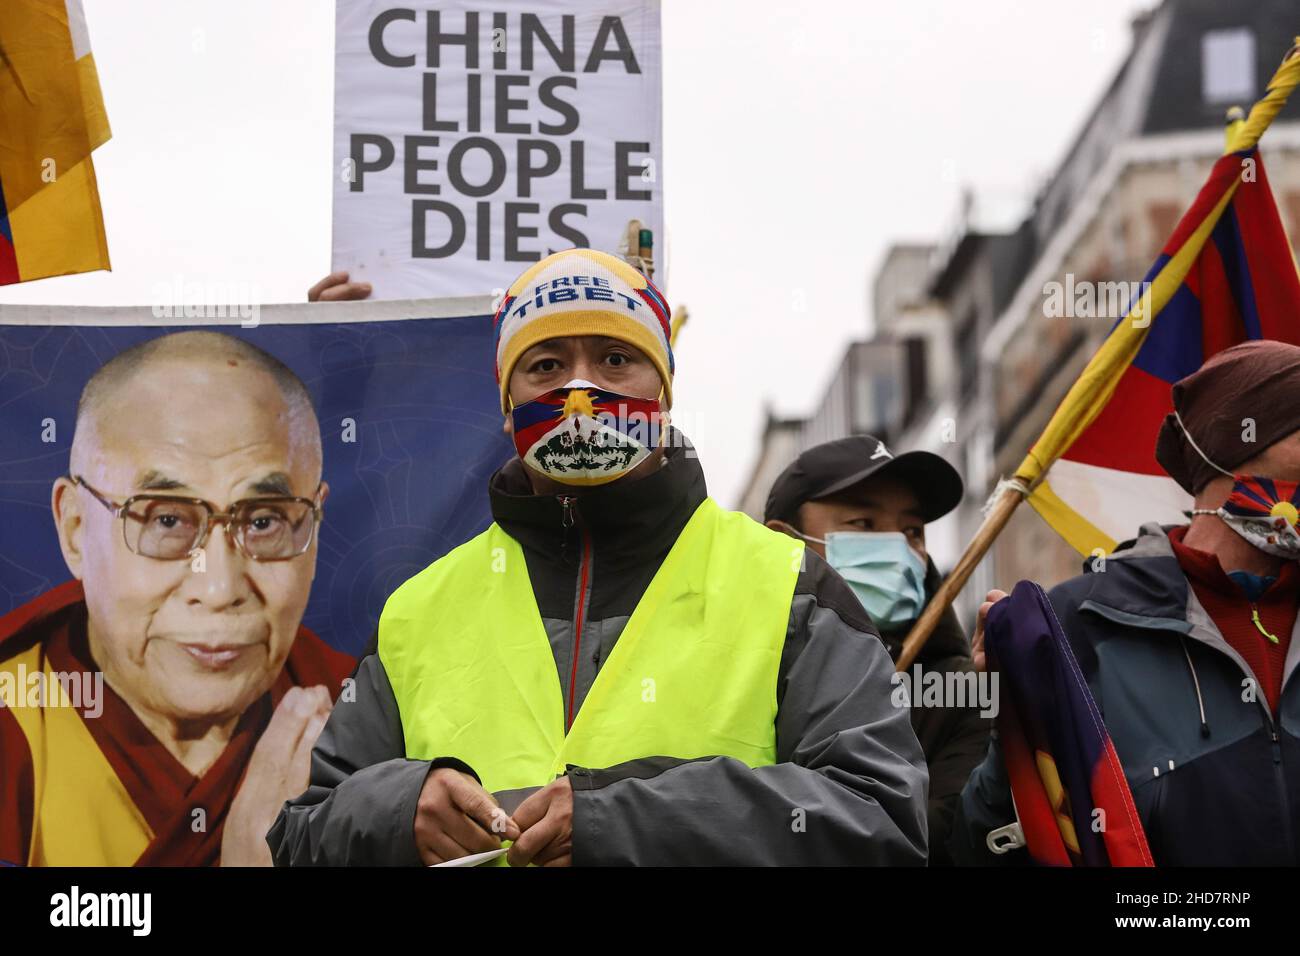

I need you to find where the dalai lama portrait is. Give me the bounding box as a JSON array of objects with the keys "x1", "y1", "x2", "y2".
[{"x1": 0, "y1": 330, "x2": 353, "y2": 866}]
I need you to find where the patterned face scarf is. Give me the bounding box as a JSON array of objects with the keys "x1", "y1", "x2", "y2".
[
  {"x1": 1177, "y1": 410, "x2": 1300, "y2": 559},
  {"x1": 511, "y1": 379, "x2": 664, "y2": 486},
  {"x1": 1201, "y1": 476, "x2": 1300, "y2": 559}
]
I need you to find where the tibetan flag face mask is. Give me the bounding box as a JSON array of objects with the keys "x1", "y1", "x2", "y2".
[
  {"x1": 1175, "y1": 410, "x2": 1300, "y2": 559},
  {"x1": 1198, "y1": 476, "x2": 1300, "y2": 560},
  {"x1": 511, "y1": 380, "x2": 664, "y2": 486}
]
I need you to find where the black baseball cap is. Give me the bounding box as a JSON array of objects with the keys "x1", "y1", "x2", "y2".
[{"x1": 763, "y1": 435, "x2": 964, "y2": 526}]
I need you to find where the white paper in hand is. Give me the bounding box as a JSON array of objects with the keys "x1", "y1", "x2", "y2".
[{"x1": 430, "y1": 848, "x2": 507, "y2": 868}]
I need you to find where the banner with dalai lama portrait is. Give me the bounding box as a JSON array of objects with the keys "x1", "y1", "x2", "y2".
[{"x1": 0, "y1": 298, "x2": 512, "y2": 866}]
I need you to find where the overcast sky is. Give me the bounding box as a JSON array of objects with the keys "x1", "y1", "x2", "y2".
[{"x1": 0, "y1": 0, "x2": 1154, "y2": 507}]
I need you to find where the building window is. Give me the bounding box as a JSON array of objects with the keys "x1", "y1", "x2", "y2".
[
  {"x1": 1202, "y1": 29, "x2": 1255, "y2": 105},
  {"x1": 956, "y1": 310, "x2": 979, "y2": 401},
  {"x1": 1146, "y1": 201, "x2": 1182, "y2": 260}
]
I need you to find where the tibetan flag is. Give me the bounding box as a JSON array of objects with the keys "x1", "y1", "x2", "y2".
[
  {"x1": 0, "y1": 0, "x2": 112, "y2": 285},
  {"x1": 1224, "y1": 476, "x2": 1300, "y2": 524},
  {"x1": 986, "y1": 581, "x2": 1154, "y2": 866},
  {"x1": 1015, "y1": 44, "x2": 1300, "y2": 556}
]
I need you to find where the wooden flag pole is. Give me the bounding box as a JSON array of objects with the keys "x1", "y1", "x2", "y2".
[{"x1": 895, "y1": 480, "x2": 1027, "y2": 672}]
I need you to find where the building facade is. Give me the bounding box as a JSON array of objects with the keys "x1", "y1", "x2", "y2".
[{"x1": 735, "y1": 0, "x2": 1300, "y2": 624}]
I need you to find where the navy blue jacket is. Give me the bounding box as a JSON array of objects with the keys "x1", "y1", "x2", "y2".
[{"x1": 952, "y1": 523, "x2": 1300, "y2": 866}]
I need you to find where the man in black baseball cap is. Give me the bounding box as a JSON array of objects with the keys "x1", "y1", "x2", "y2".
[{"x1": 765, "y1": 434, "x2": 988, "y2": 864}]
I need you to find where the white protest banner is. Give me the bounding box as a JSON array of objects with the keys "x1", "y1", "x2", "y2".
[{"x1": 332, "y1": 0, "x2": 664, "y2": 299}]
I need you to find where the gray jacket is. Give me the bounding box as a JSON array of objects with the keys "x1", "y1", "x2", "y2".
[{"x1": 268, "y1": 436, "x2": 928, "y2": 865}]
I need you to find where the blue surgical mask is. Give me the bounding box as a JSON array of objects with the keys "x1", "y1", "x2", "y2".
[{"x1": 806, "y1": 531, "x2": 927, "y2": 633}]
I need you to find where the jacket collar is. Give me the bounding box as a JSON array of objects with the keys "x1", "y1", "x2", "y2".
[
  {"x1": 1070, "y1": 522, "x2": 1191, "y2": 624},
  {"x1": 1072, "y1": 523, "x2": 1258, "y2": 680},
  {"x1": 1082, "y1": 523, "x2": 1300, "y2": 708},
  {"x1": 488, "y1": 427, "x2": 708, "y2": 568}
]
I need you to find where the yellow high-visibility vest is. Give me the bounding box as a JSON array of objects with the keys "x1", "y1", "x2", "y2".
[{"x1": 378, "y1": 497, "x2": 803, "y2": 794}]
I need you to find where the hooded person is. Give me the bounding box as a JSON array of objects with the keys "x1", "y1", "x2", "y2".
[
  {"x1": 268, "y1": 248, "x2": 929, "y2": 866},
  {"x1": 953, "y1": 339, "x2": 1300, "y2": 866},
  {"x1": 763, "y1": 435, "x2": 991, "y2": 865}
]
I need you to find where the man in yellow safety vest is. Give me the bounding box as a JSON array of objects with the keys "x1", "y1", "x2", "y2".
[{"x1": 269, "y1": 248, "x2": 928, "y2": 866}]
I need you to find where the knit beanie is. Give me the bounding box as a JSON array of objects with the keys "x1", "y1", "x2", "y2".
[
  {"x1": 493, "y1": 248, "x2": 674, "y2": 413},
  {"x1": 1155, "y1": 340, "x2": 1300, "y2": 494}
]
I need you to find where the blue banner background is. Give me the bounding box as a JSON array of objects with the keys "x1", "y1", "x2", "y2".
[{"x1": 0, "y1": 316, "x2": 513, "y2": 656}]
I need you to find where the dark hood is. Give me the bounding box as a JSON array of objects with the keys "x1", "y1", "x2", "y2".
[{"x1": 1060, "y1": 522, "x2": 1190, "y2": 622}]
